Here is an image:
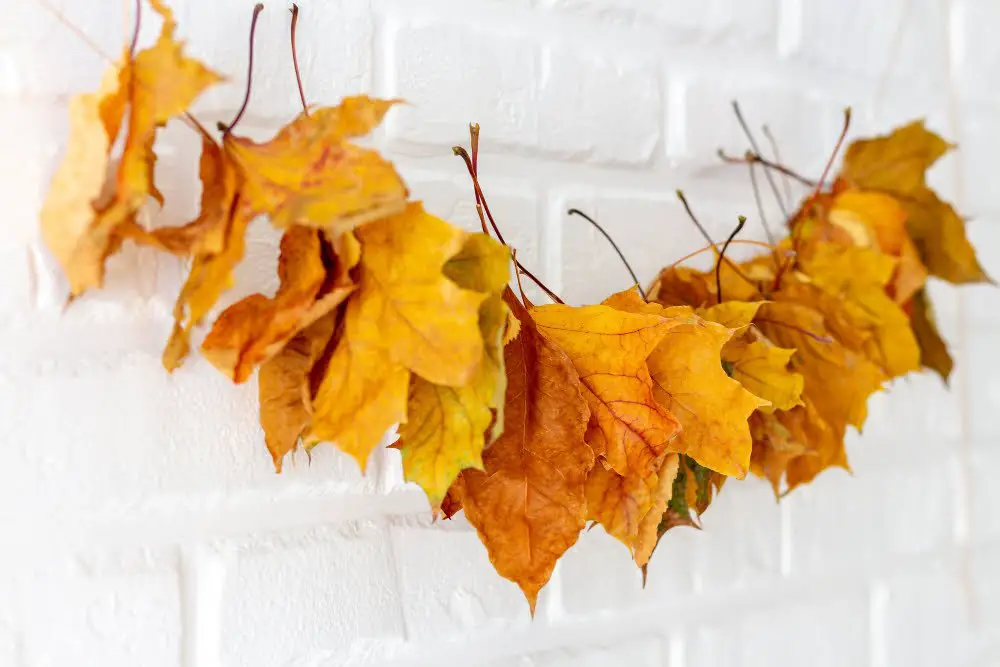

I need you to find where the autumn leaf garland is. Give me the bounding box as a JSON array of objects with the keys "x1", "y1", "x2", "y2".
[{"x1": 40, "y1": 1, "x2": 988, "y2": 611}]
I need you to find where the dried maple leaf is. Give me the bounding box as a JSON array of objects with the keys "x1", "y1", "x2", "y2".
[
  {"x1": 758, "y1": 285, "x2": 886, "y2": 433},
  {"x1": 200, "y1": 226, "x2": 355, "y2": 382},
  {"x1": 258, "y1": 312, "x2": 337, "y2": 471},
  {"x1": 162, "y1": 202, "x2": 256, "y2": 371},
  {"x1": 604, "y1": 288, "x2": 767, "y2": 479},
  {"x1": 632, "y1": 454, "x2": 680, "y2": 566},
  {"x1": 459, "y1": 290, "x2": 593, "y2": 612},
  {"x1": 529, "y1": 295, "x2": 681, "y2": 478},
  {"x1": 223, "y1": 96, "x2": 408, "y2": 232},
  {"x1": 306, "y1": 331, "x2": 410, "y2": 471},
  {"x1": 824, "y1": 190, "x2": 928, "y2": 305},
  {"x1": 837, "y1": 120, "x2": 988, "y2": 285},
  {"x1": 909, "y1": 288, "x2": 954, "y2": 382},
  {"x1": 722, "y1": 336, "x2": 804, "y2": 413},
  {"x1": 799, "y1": 243, "x2": 920, "y2": 378},
  {"x1": 349, "y1": 202, "x2": 488, "y2": 386},
  {"x1": 397, "y1": 236, "x2": 511, "y2": 507},
  {"x1": 40, "y1": 1, "x2": 221, "y2": 296}
]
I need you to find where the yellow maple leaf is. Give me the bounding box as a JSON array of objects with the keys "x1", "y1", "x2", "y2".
[
  {"x1": 349, "y1": 202, "x2": 488, "y2": 386},
  {"x1": 605, "y1": 288, "x2": 767, "y2": 479},
  {"x1": 800, "y1": 243, "x2": 920, "y2": 378},
  {"x1": 39, "y1": 1, "x2": 221, "y2": 296},
  {"x1": 307, "y1": 332, "x2": 410, "y2": 471},
  {"x1": 723, "y1": 337, "x2": 804, "y2": 413},
  {"x1": 837, "y1": 120, "x2": 988, "y2": 284},
  {"x1": 397, "y1": 240, "x2": 511, "y2": 508},
  {"x1": 224, "y1": 96, "x2": 408, "y2": 232}
]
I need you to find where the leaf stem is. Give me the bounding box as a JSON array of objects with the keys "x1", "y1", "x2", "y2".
[
  {"x1": 715, "y1": 216, "x2": 746, "y2": 303},
  {"x1": 129, "y1": 0, "x2": 141, "y2": 57},
  {"x1": 567, "y1": 209, "x2": 645, "y2": 299},
  {"x1": 731, "y1": 100, "x2": 787, "y2": 227},
  {"x1": 675, "y1": 190, "x2": 756, "y2": 292},
  {"x1": 223, "y1": 3, "x2": 265, "y2": 135},
  {"x1": 289, "y1": 3, "x2": 308, "y2": 116},
  {"x1": 761, "y1": 124, "x2": 793, "y2": 208},
  {"x1": 718, "y1": 149, "x2": 817, "y2": 187},
  {"x1": 453, "y1": 143, "x2": 564, "y2": 305}
]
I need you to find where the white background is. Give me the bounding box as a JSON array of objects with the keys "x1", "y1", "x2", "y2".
[{"x1": 2, "y1": 0, "x2": 999, "y2": 665}]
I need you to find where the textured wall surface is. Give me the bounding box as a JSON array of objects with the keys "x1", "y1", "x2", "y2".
[{"x1": 3, "y1": 0, "x2": 1000, "y2": 665}]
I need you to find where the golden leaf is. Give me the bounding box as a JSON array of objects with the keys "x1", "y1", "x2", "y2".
[
  {"x1": 349, "y1": 203, "x2": 487, "y2": 386},
  {"x1": 224, "y1": 96, "x2": 407, "y2": 232},
  {"x1": 723, "y1": 337, "x2": 804, "y2": 413}
]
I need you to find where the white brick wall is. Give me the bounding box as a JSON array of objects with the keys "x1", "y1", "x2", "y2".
[{"x1": 3, "y1": 0, "x2": 999, "y2": 665}]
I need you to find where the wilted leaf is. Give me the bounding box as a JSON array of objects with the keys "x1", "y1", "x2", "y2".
[
  {"x1": 200, "y1": 227, "x2": 354, "y2": 382},
  {"x1": 397, "y1": 291, "x2": 511, "y2": 508},
  {"x1": 605, "y1": 289, "x2": 767, "y2": 478},
  {"x1": 631, "y1": 455, "x2": 680, "y2": 566},
  {"x1": 258, "y1": 313, "x2": 337, "y2": 472},
  {"x1": 307, "y1": 319, "x2": 410, "y2": 471},
  {"x1": 162, "y1": 203, "x2": 256, "y2": 371},
  {"x1": 459, "y1": 292, "x2": 593, "y2": 611},
  {"x1": 838, "y1": 121, "x2": 989, "y2": 284},
  {"x1": 224, "y1": 96, "x2": 408, "y2": 232},
  {"x1": 530, "y1": 294, "x2": 681, "y2": 477},
  {"x1": 910, "y1": 287, "x2": 954, "y2": 382},
  {"x1": 349, "y1": 202, "x2": 487, "y2": 386},
  {"x1": 800, "y1": 243, "x2": 920, "y2": 378}
]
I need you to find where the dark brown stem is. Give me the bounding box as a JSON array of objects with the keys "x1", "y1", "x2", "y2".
[
  {"x1": 675, "y1": 190, "x2": 756, "y2": 293},
  {"x1": 453, "y1": 145, "x2": 564, "y2": 305},
  {"x1": 774, "y1": 108, "x2": 853, "y2": 291},
  {"x1": 716, "y1": 216, "x2": 746, "y2": 303},
  {"x1": 761, "y1": 124, "x2": 793, "y2": 208},
  {"x1": 567, "y1": 208, "x2": 645, "y2": 299},
  {"x1": 289, "y1": 4, "x2": 308, "y2": 115},
  {"x1": 718, "y1": 149, "x2": 817, "y2": 187},
  {"x1": 731, "y1": 101, "x2": 787, "y2": 226},
  {"x1": 223, "y1": 3, "x2": 265, "y2": 135},
  {"x1": 129, "y1": 0, "x2": 141, "y2": 57}
]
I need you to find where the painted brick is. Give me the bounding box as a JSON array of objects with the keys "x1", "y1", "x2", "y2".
[
  {"x1": 181, "y1": 0, "x2": 374, "y2": 124},
  {"x1": 545, "y1": 0, "x2": 778, "y2": 50},
  {"x1": 792, "y1": 0, "x2": 949, "y2": 90},
  {"x1": 686, "y1": 592, "x2": 870, "y2": 667},
  {"x1": 786, "y1": 452, "x2": 955, "y2": 575},
  {"x1": 537, "y1": 48, "x2": 661, "y2": 165},
  {"x1": 686, "y1": 478, "x2": 783, "y2": 595},
  {"x1": 390, "y1": 518, "x2": 531, "y2": 638},
  {"x1": 387, "y1": 21, "x2": 541, "y2": 153},
  {"x1": 15, "y1": 552, "x2": 181, "y2": 667},
  {"x1": 675, "y1": 75, "x2": 844, "y2": 178},
  {"x1": 559, "y1": 527, "x2": 695, "y2": 615},
  {"x1": 879, "y1": 559, "x2": 993, "y2": 667},
  {"x1": 965, "y1": 328, "x2": 1000, "y2": 441},
  {"x1": 968, "y1": 444, "x2": 1000, "y2": 544},
  {"x1": 220, "y1": 522, "x2": 406, "y2": 667},
  {"x1": 485, "y1": 635, "x2": 666, "y2": 667}
]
